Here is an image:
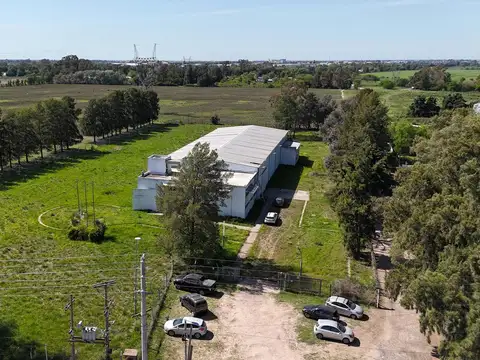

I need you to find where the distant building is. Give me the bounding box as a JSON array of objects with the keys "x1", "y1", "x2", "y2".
[{"x1": 133, "y1": 126, "x2": 300, "y2": 218}]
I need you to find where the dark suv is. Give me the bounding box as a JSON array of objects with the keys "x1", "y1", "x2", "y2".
[
  {"x1": 302, "y1": 305, "x2": 339, "y2": 321},
  {"x1": 180, "y1": 293, "x2": 208, "y2": 316},
  {"x1": 174, "y1": 273, "x2": 216, "y2": 295}
]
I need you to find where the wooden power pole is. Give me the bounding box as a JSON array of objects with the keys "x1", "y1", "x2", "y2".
[{"x1": 93, "y1": 280, "x2": 116, "y2": 360}]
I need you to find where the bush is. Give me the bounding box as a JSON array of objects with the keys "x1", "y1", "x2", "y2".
[
  {"x1": 68, "y1": 219, "x2": 107, "y2": 243},
  {"x1": 331, "y1": 278, "x2": 376, "y2": 305},
  {"x1": 379, "y1": 79, "x2": 395, "y2": 90},
  {"x1": 211, "y1": 114, "x2": 220, "y2": 125}
]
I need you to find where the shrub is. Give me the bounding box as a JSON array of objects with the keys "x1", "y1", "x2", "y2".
[
  {"x1": 331, "y1": 278, "x2": 376, "y2": 305},
  {"x1": 67, "y1": 219, "x2": 107, "y2": 243},
  {"x1": 211, "y1": 114, "x2": 220, "y2": 125},
  {"x1": 89, "y1": 220, "x2": 107, "y2": 243},
  {"x1": 379, "y1": 79, "x2": 395, "y2": 90}
]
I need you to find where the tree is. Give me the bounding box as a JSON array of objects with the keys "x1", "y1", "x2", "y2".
[
  {"x1": 409, "y1": 67, "x2": 449, "y2": 90},
  {"x1": 442, "y1": 93, "x2": 467, "y2": 110},
  {"x1": 390, "y1": 120, "x2": 427, "y2": 156},
  {"x1": 408, "y1": 95, "x2": 440, "y2": 117},
  {"x1": 384, "y1": 114, "x2": 480, "y2": 359},
  {"x1": 156, "y1": 143, "x2": 232, "y2": 258},
  {"x1": 379, "y1": 79, "x2": 395, "y2": 89},
  {"x1": 270, "y1": 81, "x2": 310, "y2": 134},
  {"x1": 324, "y1": 89, "x2": 395, "y2": 258}
]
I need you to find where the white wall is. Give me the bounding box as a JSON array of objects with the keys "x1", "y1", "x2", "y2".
[
  {"x1": 133, "y1": 189, "x2": 158, "y2": 211},
  {"x1": 219, "y1": 186, "x2": 246, "y2": 218},
  {"x1": 137, "y1": 177, "x2": 170, "y2": 190},
  {"x1": 280, "y1": 147, "x2": 299, "y2": 166},
  {"x1": 148, "y1": 156, "x2": 170, "y2": 175}
]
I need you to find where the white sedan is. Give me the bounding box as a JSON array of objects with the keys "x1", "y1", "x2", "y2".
[
  {"x1": 264, "y1": 212, "x2": 279, "y2": 225},
  {"x1": 314, "y1": 319, "x2": 355, "y2": 344},
  {"x1": 164, "y1": 316, "x2": 207, "y2": 338}
]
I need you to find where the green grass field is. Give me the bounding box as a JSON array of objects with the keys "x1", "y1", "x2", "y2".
[
  {"x1": 362, "y1": 67, "x2": 480, "y2": 82},
  {"x1": 249, "y1": 133, "x2": 372, "y2": 287},
  {"x1": 0, "y1": 123, "x2": 251, "y2": 359}
]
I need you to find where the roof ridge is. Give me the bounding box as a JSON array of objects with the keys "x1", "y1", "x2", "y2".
[{"x1": 220, "y1": 125, "x2": 252, "y2": 150}]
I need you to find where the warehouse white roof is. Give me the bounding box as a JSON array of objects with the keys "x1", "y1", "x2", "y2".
[
  {"x1": 225, "y1": 171, "x2": 256, "y2": 187},
  {"x1": 169, "y1": 125, "x2": 288, "y2": 167}
]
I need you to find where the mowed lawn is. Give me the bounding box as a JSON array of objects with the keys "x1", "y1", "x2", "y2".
[
  {"x1": 0, "y1": 123, "x2": 247, "y2": 359},
  {"x1": 250, "y1": 133, "x2": 372, "y2": 287},
  {"x1": 0, "y1": 84, "x2": 343, "y2": 127}
]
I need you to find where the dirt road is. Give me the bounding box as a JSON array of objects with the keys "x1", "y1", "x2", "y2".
[{"x1": 162, "y1": 280, "x2": 435, "y2": 360}]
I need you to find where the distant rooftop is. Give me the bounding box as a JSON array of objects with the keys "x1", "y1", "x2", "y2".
[{"x1": 168, "y1": 125, "x2": 288, "y2": 168}]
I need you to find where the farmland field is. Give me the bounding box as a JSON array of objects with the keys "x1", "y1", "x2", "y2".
[{"x1": 0, "y1": 84, "x2": 343, "y2": 127}]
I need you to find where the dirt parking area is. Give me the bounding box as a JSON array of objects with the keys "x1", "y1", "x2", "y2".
[{"x1": 161, "y1": 283, "x2": 436, "y2": 360}]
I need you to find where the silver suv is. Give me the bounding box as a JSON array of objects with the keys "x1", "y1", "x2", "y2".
[{"x1": 325, "y1": 296, "x2": 364, "y2": 319}]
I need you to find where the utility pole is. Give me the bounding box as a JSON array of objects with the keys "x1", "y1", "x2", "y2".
[
  {"x1": 64, "y1": 295, "x2": 76, "y2": 360},
  {"x1": 91, "y1": 181, "x2": 96, "y2": 223},
  {"x1": 140, "y1": 254, "x2": 148, "y2": 360},
  {"x1": 84, "y1": 181, "x2": 88, "y2": 227},
  {"x1": 93, "y1": 280, "x2": 115, "y2": 360},
  {"x1": 134, "y1": 237, "x2": 141, "y2": 315},
  {"x1": 76, "y1": 180, "x2": 81, "y2": 214},
  {"x1": 44, "y1": 344, "x2": 48, "y2": 360}
]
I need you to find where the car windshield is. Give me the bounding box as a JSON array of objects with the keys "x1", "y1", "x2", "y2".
[
  {"x1": 346, "y1": 300, "x2": 356, "y2": 309},
  {"x1": 173, "y1": 319, "x2": 183, "y2": 326},
  {"x1": 338, "y1": 323, "x2": 347, "y2": 333}
]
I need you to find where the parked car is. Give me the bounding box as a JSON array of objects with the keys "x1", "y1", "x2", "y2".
[
  {"x1": 264, "y1": 212, "x2": 279, "y2": 225},
  {"x1": 275, "y1": 197, "x2": 285, "y2": 207},
  {"x1": 174, "y1": 273, "x2": 217, "y2": 295},
  {"x1": 302, "y1": 305, "x2": 339, "y2": 321},
  {"x1": 164, "y1": 316, "x2": 207, "y2": 338},
  {"x1": 314, "y1": 319, "x2": 355, "y2": 344},
  {"x1": 325, "y1": 296, "x2": 364, "y2": 319},
  {"x1": 180, "y1": 293, "x2": 208, "y2": 316}
]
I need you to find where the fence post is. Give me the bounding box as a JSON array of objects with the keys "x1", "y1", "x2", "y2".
[{"x1": 319, "y1": 280, "x2": 322, "y2": 296}]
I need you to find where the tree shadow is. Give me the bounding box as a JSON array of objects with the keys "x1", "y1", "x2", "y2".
[
  {"x1": 266, "y1": 155, "x2": 314, "y2": 191},
  {"x1": 198, "y1": 331, "x2": 215, "y2": 341},
  {"x1": 92, "y1": 122, "x2": 176, "y2": 147},
  {"x1": 0, "y1": 320, "x2": 67, "y2": 360},
  {"x1": 0, "y1": 122, "x2": 176, "y2": 191},
  {"x1": 0, "y1": 148, "x2": 107, "y2": 191},
  {"x1": 376, "y1": 254, "x2": 393, "y2": 271}
]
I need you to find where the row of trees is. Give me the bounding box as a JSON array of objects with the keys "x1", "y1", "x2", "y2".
[
  {"x1": 384, "y1": 110, "x2": 480, "y2": 359},
  {"x1": 270, "y1": 81, "x2": 337, "y2": 132},
  {"x1": 53, "y1": 70, "x2": 128, "y2": 85},
  {"x1": 80, "y1": 88, "x2": 159, "y2": 142},
  {"x1": 321, "y1": 89, "x2": 396, "y2": 257},
  {"x1": 408, "y1": 93, "x2": 469, "y2": 118},
  {"x1": 408, "y1": 66, "x2": 480, "y2": 91},
  {"x1": 0, "y1": 97, "x2": 83, "y2": 170}
]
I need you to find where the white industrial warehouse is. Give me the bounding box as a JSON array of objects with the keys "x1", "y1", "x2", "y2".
[{"x1": 132, "y1": 125, "x2": 300, "y2": 218}]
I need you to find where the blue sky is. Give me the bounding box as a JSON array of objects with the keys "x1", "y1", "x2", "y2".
[{"x1": 2, "y1": 0, "x2": 479, "y2": 60}]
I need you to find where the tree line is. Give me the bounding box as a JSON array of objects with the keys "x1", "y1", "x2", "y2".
[
  {"x1": 384, "y1": 110, "x2": 480, "y2": 359},
  {"x1": 80, "y1": 88, "x2": 159, "y2": 143},
  {"x1": 0, "y1": 88, "x2": 160, "y2": 170},
  {"x1": 0, "y1": 97, "x2": 83, "y2": 170}
]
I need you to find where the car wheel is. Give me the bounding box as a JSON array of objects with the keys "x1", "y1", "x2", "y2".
[
  {"x1": 175, "y1": 285, "x2": 180, "y2": 290},
  {"x1": 194, "y1": 332, "x2": 201, "y2": 339},
  {"x1": 342, "y1": 338, "x2": 350, "y2": 344},
  {"x1": 316, "y1": 333, "x2": 323, "y2": 340},
  {"x1": 199, "y1": 290, "x2": 205, "y2": 296},
  {"x1": 167, "y1": 330, "x2": 175, "y2": 337},
  {"x1": 304, "y1": 312, "x2": 310, "y2": 318},
  {"x1": 350, "y1": 314, "x2": 357, "y2": 320}
]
